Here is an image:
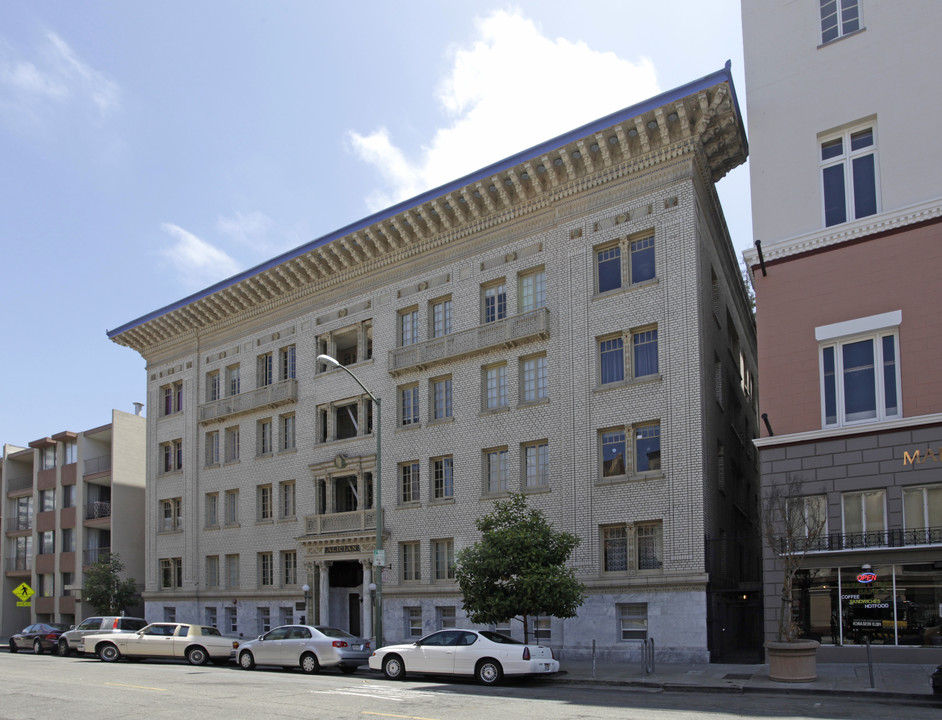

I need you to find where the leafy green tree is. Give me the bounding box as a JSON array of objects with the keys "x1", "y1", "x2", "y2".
[
  {"x1": 455, "y1": 494, "x2": 585, "y2": 642},
  {"x1": 82, "y1": 553, "x2": 138, "y2": 615}
]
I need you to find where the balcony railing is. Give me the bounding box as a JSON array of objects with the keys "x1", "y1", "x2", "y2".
[
  {"x1": 7, "y1": 517, "x2": 32, "y2": 532},
  {"x1": 83, "y1": 547, "x2": 111, "y2": 565},
  {"x1": 6, "y1": 475, "x2": 33, "y2": 493},
  {"x1": 199, "y1": 378, "x2": 297, "y2": 423},
  {"x1": 304, "y1": 509, "x2": 376, "y2": 535},
  {"x1": 84, "y1": 454, "x2": 111, "y2": 476},
  {"x1": 777, "y1": 527, "x2": 942, "y2": 554},
  {"x1": 86, "y1": 501, "x2": 112, "y2": 520},
  {"x1": 5, "y1": 556, "x2": 31, "y2": 572},
  {"x1": 388, "y1": 308, "x2": 549, "y2": 375}
]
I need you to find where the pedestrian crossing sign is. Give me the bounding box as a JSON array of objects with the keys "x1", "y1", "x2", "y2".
[{"x1": 13, "y1": 582, "x2": 34, "y2": 607}]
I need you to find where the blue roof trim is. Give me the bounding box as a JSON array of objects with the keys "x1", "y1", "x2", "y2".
[{"x1": 108, "y1": 63, "x2": 741, "y2": 340}]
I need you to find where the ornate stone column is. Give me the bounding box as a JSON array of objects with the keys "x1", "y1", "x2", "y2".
[
  {"x1": 360, "y1": 558, "x2": 373, "y2": 641},
  {"x1": 318, "y1": 560, "x2": 332, "y2": 626}
]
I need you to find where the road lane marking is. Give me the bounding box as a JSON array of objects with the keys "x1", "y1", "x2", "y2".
[
  {"x1": 362, "y1": 713, "x2": 441, "y2": 720},
  {"x1": 105, "y1": 682, "x2": 169, "y2": 692}
]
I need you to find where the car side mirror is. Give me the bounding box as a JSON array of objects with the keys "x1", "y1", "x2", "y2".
[
  {"x1": 258, "y1": 635, "x2": 264, "y2": 641},
  {"x1": 70, "y1": 625, "x2": 75, "y2": 630}
]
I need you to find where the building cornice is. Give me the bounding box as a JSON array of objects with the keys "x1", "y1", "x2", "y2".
[
  {"x1": 108, "y1": 66, "x2": 746, "y2": 357},
  {"x1": 743, "y1": 197, "x2": 942, "y2": 268},
  {"x1": 752, "y1": 412, "x2": 942, "y2": 449}
]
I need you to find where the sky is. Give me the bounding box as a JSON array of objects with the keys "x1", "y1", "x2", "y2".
[{"x1": 0, "y1": 0, "x2": 750, "y2": 448}]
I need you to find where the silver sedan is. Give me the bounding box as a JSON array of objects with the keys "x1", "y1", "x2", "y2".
[{"x1": 237, "y1": 625, "x2": 370, "y2": 674}]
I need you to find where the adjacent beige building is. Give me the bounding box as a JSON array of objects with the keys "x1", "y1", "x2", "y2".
[
  {"x1": 1, "y1": 409, "x2": 146, "y2": 636},
  {"x1": 108, "y1": 66, "x2": 759, "y2": 661}
]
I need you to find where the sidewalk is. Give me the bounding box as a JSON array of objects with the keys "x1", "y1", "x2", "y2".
[{"x1": 554, "y1": 657, "x2": 940, "y2": 701}]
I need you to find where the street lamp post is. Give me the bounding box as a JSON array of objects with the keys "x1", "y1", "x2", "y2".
[
  {"x1": 316, "y1": 354, "x2": 383, "y2": 648},
  {"x1": 302, "y1": 583, "x2": 311, "y2": 624}
]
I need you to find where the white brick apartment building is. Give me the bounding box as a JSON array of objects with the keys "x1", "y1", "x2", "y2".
[{"x1": 108, "y1": 65, "x2": 758, "y2": 663}]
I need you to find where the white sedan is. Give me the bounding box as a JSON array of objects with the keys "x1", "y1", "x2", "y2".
[{"x1": 369, "y1": 629, "x2": 558, "y2": 685}]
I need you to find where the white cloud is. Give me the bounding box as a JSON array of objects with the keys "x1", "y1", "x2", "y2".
[
  {"x1": 347, "y1": 9, "x2": 659, "y2": 212},
  {"x1": 159, "y1": 223, "x2": 242, "y2": 290},
  {"x1": 216, "y1": 210, "x2": 306, "y2": 259},
  {"x1": 0, "y1": 31, "x2": 119, "y2": 120}
]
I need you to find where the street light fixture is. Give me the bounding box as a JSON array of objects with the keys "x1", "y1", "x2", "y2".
[
  {"x1": 302, "y1": 583, "x2": 311, "y2": 624},
  {"x1": 316, "y1": 354, "x2": 383, "y2": 648}
]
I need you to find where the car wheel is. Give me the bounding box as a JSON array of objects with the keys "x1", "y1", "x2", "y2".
[
  {"x1": 476, "y1": 658, "x2": 503, "y2": 686},
  {"x1": 300, "y1": 652, "x2": 321, "y2": 674},
  {"x1": 340, "y1": 666, "x2": 357, "y2": 675},
  {"x1": 33, "y1": 640, "x2": 44, "y2": 655},
  {"x1": 238, "y1": 651, "x2": 255, "y2": 670},
  {"x1": 8, "y1": 640, "x2": 17, "y2": 653},
  {"x1": 382, "y1": 654, "x2": 406, "y2": 681},
  {"x1": 186, "y1": 646, "x2": 209, "y2": 666},
  {"x1": 98, "y1": 643, "x2": 121, "y2": 662},
  {"x1": 58, "y1": 640, "x2": 71, "y2": 657}
]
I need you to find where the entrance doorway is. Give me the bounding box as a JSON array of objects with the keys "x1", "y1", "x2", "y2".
[{"x1": 348, "y1": 593, "x2": 361, "y2": 636}]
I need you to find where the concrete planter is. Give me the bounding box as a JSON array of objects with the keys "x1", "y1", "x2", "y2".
[{"x1": 766, "y1": 640, "x2": 820, "y2": 682}]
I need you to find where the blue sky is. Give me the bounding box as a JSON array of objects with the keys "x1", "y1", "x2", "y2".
[{"x1": 0, "y1": 0, "x2": 749, "y2": 447}]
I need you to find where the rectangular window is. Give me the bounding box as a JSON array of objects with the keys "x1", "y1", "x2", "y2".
[
  {"x1": 39, "y1": 530, "x2": 55, "y2": 555},
  {"x1": 227, "y1": 364, "x2": 241, "y2": 396},
  {"x1": 61, "y1": 484, "x2": 75, "y2": 509},
  {"x1": 400, "y1": 308, "x2": 419, "y2": 346},
  {"x1": 821, "y1": 123, "x2": 877, "y2": 227},
  {"x1": 637, "y1": 522, "x2": 663, "y2": 569},
  {"x1": 205, "y1": 607, "x2": 218, "y2": 628},
  {"x1": 485, "y1": 448, "x2": 508, "y2": 494},
  {"x1": 64, "y1": 441, "x2": 77, "y2": 465},
  {"x1": 281, "y1": 414, "x2": 296, "y2": 451},
  {"x1": 633, "y1": 328, "x2": 659, "y2": 377},
  {"x1": 226, "y1": 554, "x2": 240, "y2": 588},
  {"x1": 225, "y1": 606, "x2": 238, "y2": 634},
  {"x1": 259, "y1": 552, "x2": 274, "y2": 586},
  {"x1": 524, "y1": 442, "x2": 549, "y2": 488},
  {"x1": 400, "y1": 462, "x2": 420, "y2": 503},
  {"x1": 843, "y1": 490, "x2": 886, "y2": 540},
  {"x1": 635, "y1": 423, "x2": 661, "y2": 472},
  {"x1": 279, "y1": 607, "x2": 294, "y2": 627},
  {"x1": 431, "y1": 297, "x2": 453, "y2": 338},
  {"x1": 820, "y1": 0, "x2": 860, "y2": 44},
  {"x1": 618, "y1": 603, "x2": 648, "y2": 640},
  {"x1": 257, "y1": 606, "x2": 271, "y2": 634},
  {"x1": 206, "y1": 431, "x2": 220, "y2": 466},
  {"x1": 280, "y1": 345, "x2": 296, "y2": 380},
  {"x1": 40, "y1": 445, "x2": 56, "y2": 470},
  {"x1": 629, "y1": 235, "x2": 655, "y2": 283},
  {"x1": 821, "y1": 329, "x2": 899, "y2": 427},
  {"x1": 521, "y1": 354, "x2": 548, "y2": 403},
  {"x1": 401, "y1": 543, "x2": 421, "y2": 582},
  {"x1": 596, "y1": 244, "x2": 622, "y2": 293},
  {"x1": 225, "y1": 427, "x2": 240, "y2": 462},
  {"x1": 205, "y1": 492, "x2": 219, "y2": 527},
  {"x1": 40, "y1": 488, "x2": 55, "y2": 512},
  {"x1": 400, "y1": 385, "x2": 419, "y2": 426},
  {"x1": 206, "y1": 556, "x2": 220, "y2": 588},
  {"x1": 282, "y1": 550, "x2": 297, "y2": 586},
  {"x1": 280, "y1": 481, "x2": 296, "y2": 518},
  {"x1": 431, "y1": 376, "x2": 453, "y2": 420},
  {"x1": 225, "y1": 490, "x2": 239, "y2": 526},
  {"x1": 599, "y1": 327, "x2": 658, "y2": 384},
  {"x1": 603, "y1": 524, "x2": 663, "y2": 572},
  {"x1": 533, "y1": 618, "x2": 551, "y2": 640},
  {"x1": 903, "y1": 486, "x2": 942, "y2": 544},
  {"x1": 433, "y1": 539, "x2": 455, "y2": 581},
  {"x1": 160, "y1": 498, "x2": 183, "y2": 532},
  {"x1": 433, "y1": 457, "x2": 454, "y2": 500},
  {"x1": 162, "y1": 382, "x2": 183, "y2": 416},
  {"x1": 258, "y1": 352, "x2": 273, "y2": 387},
  {"x1": 406, "y1": 607, "x2": 423, "y2": 637},
  {"x1": 258, "y1": 419, "x2": 272, "y2": 456},
  {"x1": 519, "y1": 269, "x2": 546, "y2": 312},
  {"x1": 602, "y1": 525, "x2": 628, "y2": 572},
  {"x1": 207, "y1": 371, "x2": 221, "y2": 402},
  {"x1": 437, "y1": 606, "x2": 456, "y2": 630},
  {"x1": 484, "y1": 364, "x2": 508, "y2": 410},
  {"x1": 600, "y1": 429, "x2": 627, "y2": 478},
  {"x1": 160, "y1": 558, "x2": 183, "y2": 589},
  {"x1": 258, "y1": 484, "x2": 273, "y2": 521},
  {"x1": 599, "y1": 336, "x2": 625, "y2": 384},
  {"x1": 483, "y1": 281, "x2": 507, "y2": 324},
  {"x1": 61, "y1": 527, "x2": 75, "y2": 552}
]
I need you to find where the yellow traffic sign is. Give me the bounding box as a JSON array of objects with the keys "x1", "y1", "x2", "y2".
[{"x1": 13, "y1": 582, "x2": 34, "y2": 602}]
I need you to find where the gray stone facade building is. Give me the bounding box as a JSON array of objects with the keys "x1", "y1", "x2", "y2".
[{"x1": 108, "y1": 65, "x2": 758, "y2": 662}]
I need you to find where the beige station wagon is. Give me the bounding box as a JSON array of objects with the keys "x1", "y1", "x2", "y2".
[{"x1": 82, "y1": 622, "x2": 239, "y2": 665}]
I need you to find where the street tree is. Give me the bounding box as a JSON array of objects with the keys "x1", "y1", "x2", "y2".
[
  {"x1": 82, "y1": 553, "x2": 139, "y2": 615},
  {"x1": 455, "y1": 494, "x2": 585, "y2": 642}
]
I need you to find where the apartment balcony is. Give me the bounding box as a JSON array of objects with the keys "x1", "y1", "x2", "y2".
[
  {"x1": 6, "y1": 475, "x2": 33, "y2": 493},
  {"x1": 199, "y1": 378, "x2": 297, "y2": 424},
  {"x1": 776, "y1": 527, "x2": 942, "y2": 554},
  {"x1": 388, "y1": 308, "x2": 549, "y2": 375},
  {"x1": 83, "y1": 546, "x2": 111, "y2": 565},
  {"x1": 5, "y1": 556, "x2": 31, "y2": 572},
  {"x1": 84, "y1": 454, "x2": 112, "y2": 476},
  {"x1": 304, "y1": 509, "x2": 376, "y2": 536},
  {"x1": 86, "y1": 501, "x2": 112, "y2": 520},
  {"x1": 6, "y1": 517, "x2": 32, "y2": 533}
]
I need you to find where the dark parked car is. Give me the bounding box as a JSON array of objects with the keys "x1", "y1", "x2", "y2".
[
  {"x1": 9, "y1": 623, "x2": 71, "y2": 654},
  {"x1": 931, "y1": 664, "x2": 942, "y2": 695}
]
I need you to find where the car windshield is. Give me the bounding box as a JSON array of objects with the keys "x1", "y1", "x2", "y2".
[
  {"x1": 315, "y1": 626, "x2": 356, "y2": 640},
  {"x1": 479, "y1": 631, "x2": 522, "y2": 645}
]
